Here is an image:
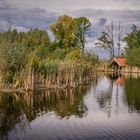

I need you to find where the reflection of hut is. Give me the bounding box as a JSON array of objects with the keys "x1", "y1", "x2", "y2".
[
  {"x1": 110, "y1": 57, "x2": 126, "y2": 70},
  {"x1": 114, "y1": 77, "x2": 125, "y2": 85}
]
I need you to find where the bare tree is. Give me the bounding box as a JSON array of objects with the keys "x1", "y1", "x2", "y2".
[
  {"x1": 6, "y1": 20, "x2": 13, "y2": 31},
  {"x1": 117, "y1": 22, "x2": 123, "y2": 57},
  {"x1": 96, "y1": 21, "x2": 123, "y2": 58}
]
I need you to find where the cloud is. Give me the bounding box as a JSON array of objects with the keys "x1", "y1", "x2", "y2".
[
  {"x1": 0, "y1": 1, "x2": 57, "y2": 31},
  {"x1": 0, "y1": 0, "x2": 140, "y2": 33},
  {"x1": 69, "y1": 9, "x2": 140, "y2": 38},
  {"x1": 4, "y1": 0, "x2": 140, "y2": 12},
  {"x1": 98, "y1": 18, "x2": 107, "y2": 26}
]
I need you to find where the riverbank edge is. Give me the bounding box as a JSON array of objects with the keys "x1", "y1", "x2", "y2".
[{"x1": 0, "y1": 82, "x2": 91, "y2": 94}]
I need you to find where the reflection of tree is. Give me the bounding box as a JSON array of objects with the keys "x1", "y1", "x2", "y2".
[
  {"x1": 0, "y1": 93, "x2": 30, "y2": 140},
  {"x1": 0, "y1": 86, "x2": 87, "y2": 139},
  {"x1": 26, "y1": 86, "x2": 87, "y2": 119},
  {"x1": 125, "y1": 77, "x2": 140, "y2": 112},
  {"x1": 53, "y1": 87, "x2": 87, "y2": 119}
]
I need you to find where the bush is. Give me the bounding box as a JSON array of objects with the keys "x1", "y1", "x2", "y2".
[{"x1": 66, "y1": 49, "x2": 82, "y2": 61}]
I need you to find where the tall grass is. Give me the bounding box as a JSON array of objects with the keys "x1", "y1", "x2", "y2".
[
  {"x1": 0, "y1": 59, "x2": 95, "y2": 91},
  {"x1": 31, "y1": 59, "x2": 95, "y2": 90}
]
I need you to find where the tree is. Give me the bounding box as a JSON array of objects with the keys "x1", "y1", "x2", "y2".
[
  {"x1": 124, "y1": 25, "x2": 140, "y2": 49},
  {"x1": 26, "y1": 29, "x2": 50, "y2": 52},
  {"x1": 96, "y1": 21, "x2": 123, "y2": 58},
  {"x1": 75, "y1": 17, "x2": 91, "y2": 56},
  {"x1": 49, "y1": 15, "x2": 91, "y2": 56},
  {"x1": 124, "y1": 25, "x2": 140, "y2": 67},
  {"x1": 49, "y1": 15, "x2": 77, "y2": 48},
  {"x1": 117, "y1": 23, "x2": 123, "y2": 57}
]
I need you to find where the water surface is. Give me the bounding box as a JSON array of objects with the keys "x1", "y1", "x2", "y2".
[{"x1": 0, "y1": 74, "x2": 140, "y2": 140}]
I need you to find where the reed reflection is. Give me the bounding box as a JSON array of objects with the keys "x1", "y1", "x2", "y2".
[
  {"x1": 0, "y1": 74, "x2": 140, "y2": 140},
  {"x1": 0, "y1": 86, "x2": 88, "y2": 139}
]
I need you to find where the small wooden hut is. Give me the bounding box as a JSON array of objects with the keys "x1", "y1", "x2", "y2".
[{"x1": 110, "y1": 57, "x2": 126, "y2": 70}]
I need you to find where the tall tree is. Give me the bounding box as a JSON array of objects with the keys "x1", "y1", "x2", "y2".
[
  {"x1": 49, "y1": 15, "x2": 91, "y2": 56},
  {"x1": 124, "y1": 25, "x2": 140, "y2": 67},
  {"x1": 124, "y1": 25, "x2": 140, "y2": 49},
  {"x1": 49, "y1": 15, "x2": 77, "y2": 48},
  {"x1": 117, "y1": 23, "x2": 123, "y2": 57},
  {"x1": 96, "y1": 21, "x2": 123, "y2": 58},
  {"x1": 75, "y1": 17, "x2": 91, "y2": 56}
]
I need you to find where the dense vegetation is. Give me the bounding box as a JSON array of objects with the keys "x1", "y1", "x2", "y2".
[
  {"x1": 0, "y1": 15, "x2": 97, "y2": 90},
  {"x1": 124, "y1": 25, "x2": 140, "y2": 67}
]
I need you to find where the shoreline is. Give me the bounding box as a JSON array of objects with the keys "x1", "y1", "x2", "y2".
[
  {"x1": 1, "y1": 70, "x2": 140, "y2": 93},
  {"x1": 0, "y1": 82, "x2": 91, "y2": 94}
]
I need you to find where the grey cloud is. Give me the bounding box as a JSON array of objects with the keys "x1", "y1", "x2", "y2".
[
  {"x1": 69, "y1": 9, "x2": 140, "y2": 39},
  {"x1": 4, "y1": 0, "x2": 140, "y2": 11},
  {"x1": 0, "y1": 1, "x2": 140, "y2": 40},
  {"x1": 0, "y1": 1, "x2": 57, "y2": 31},
  {"x1": 98, "y1": 18, "x2": 107, "y2": 26},
  {"x1": 70, "y1": 9, "x2": 140, "y2": 24}
]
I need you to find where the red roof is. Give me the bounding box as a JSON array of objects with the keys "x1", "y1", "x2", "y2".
[{"x1": 110, "y1": 57, "x2": 126, "y2": 67}]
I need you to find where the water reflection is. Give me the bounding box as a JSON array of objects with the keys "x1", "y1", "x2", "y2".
[
  {"x1": 93, "y1": 73, "x2": 140, "y2": 118},
  {"x1": 93, "y1": 76, "x2": 113, "y2": 118},
  {"x1": 0, "y1": 74, "x2": 140, "y2": 140},
  {"x1": 125, "y1": 76, "x2": 140, "y2": 112},
  {"x1": 0, "y1": 86, "x2": 88, "y2": 139}
]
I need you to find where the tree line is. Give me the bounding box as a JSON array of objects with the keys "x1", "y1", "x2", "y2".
[
  {"x1": 0, "y1": 15, "x2": 96, "y2": 89},
  {"x1": 0, "y1": 15, "x2": 139, "y2": 89}
]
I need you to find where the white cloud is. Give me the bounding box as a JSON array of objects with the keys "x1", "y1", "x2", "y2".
[{"x1": 5, "y1": 0, "x2": 140, "y2": 12}]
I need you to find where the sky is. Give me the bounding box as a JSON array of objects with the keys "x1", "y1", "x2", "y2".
[
  {"x1": 0, "y1": 0, "x2": 140, "y2": 58},
  {"x1": 3, "y1": 0, "x2": 140, "y2": 11}
]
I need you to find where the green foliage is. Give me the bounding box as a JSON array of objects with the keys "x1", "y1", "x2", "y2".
[
  {"x1": 0, "y1": 16, "x2": 96, "y2": 88},
  {"x1": 27, "y1": 52, "x2": 40, "y2": 70},
  {"x1": 53, "y1": 48, "x2": 68, "y2": 60},
  {"x1": 83, "y1": 53, "x2": 97, "y2": 64},
  {"x1": 126, "y1": 48, "x2": 140, "y2": 67},
  {"x1": 26, "y1": 29, "x2": 50, "y2": 50},
  {"x1": 49, "y1": 15, "x2": 91, "y2": 54},
  {"x1": 66, "y1": 49, "x2": 82, "y2": 61},
  {"x1": 0, "y1": 29, "x2": 51, "y2": 85},
  {"x1": 49, "y1": 15, "x2": 77, "y2": 48},
  {"x1": 124, "y1": 25, "x2": 140, "y2": 67},
  {"x1": 0, "y1": 42, "x2": 27, "y2": 84},
  {"x1": 75, "y1": 17, "x2": 91, "y2": 55},
  {"x1": 125, "y1": 25, "x2": 140, "y2": 49}
]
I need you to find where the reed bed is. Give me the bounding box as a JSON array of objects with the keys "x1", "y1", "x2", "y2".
[
  {"x1": 0, "y1": 60, "x2": 95, "y2": 91},
  {"x1": 33, "y1": 60, "x2": 95, "y2": 90}
]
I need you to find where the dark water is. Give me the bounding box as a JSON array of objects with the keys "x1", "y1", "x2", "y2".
[{"x1": 1, "y1": 74, "x2": 140, "y2": 140}]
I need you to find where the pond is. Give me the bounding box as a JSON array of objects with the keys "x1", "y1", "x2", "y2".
[{"x1": 0, "y1": 74, "x2": 140, "y2": 140}]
